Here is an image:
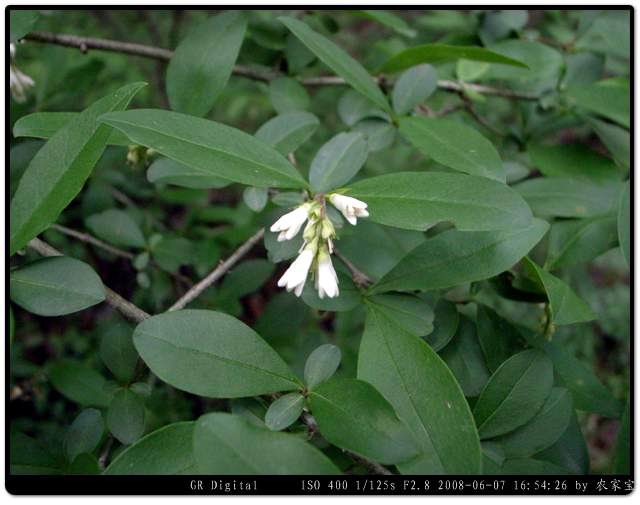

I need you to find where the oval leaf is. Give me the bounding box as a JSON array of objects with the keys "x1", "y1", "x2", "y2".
[
  {"x1": 10, "y1": 82, "x2": 146, "y2": 255},
  {"x1": 348, "y1": 172, "x2": 533, "y2": 232},
  {"x1": 85, "y1": 209, "x2": 145, "y2": 248},
  {"x1": 399, "y1": 116, "x2": 505, "y2": 181},
  {"x1": 10, "y1": 256, "x2": 106, "y2": 316},
  {"x1": 63, "y1": 409, "x2": 105, "y2": 463},
  {"x1": 99, "y1": 109, "x2": 307, "y2": 189},
  {"x1": 193, "y1": 412, "x2": 339, "y2": 474},
  {"x1": 268, "y1": 77, "x2": 310, "y2": 113},
  {"x1": 473, "y1": 349, "x2": 554, "y2": 439},
  {"x1": 49, "y1": 359, "x2": 111, "y2": 407},
  {"x1": 255, "y1": 111, "x2": 319, "y2": 155},
  {"x1": 107, "y1": 389, "x2": 146, "y2": 445},
  {"x1": 132, "y1": 310, "x2": 300, "y2": 398},
  {"x1": 310, "y1": 132, "x2": 368, "y2": 192},
  {"x1": 166, "y1": 12, "x2": 247, "y2": 117},
  {"x1": 104, "y1": 422, "x2": 197, "y2": 475},
  {"x1": 310, "y1": 378, "x2": 419, "y2": 465},
  {"x1": 492, "y1": 387, "x2": 573, "y2": 458},
  {"x1": 304, "y1": 344, "x2": 342, "y2": 389},
  {"x1": 372, "y1": 218, "x2": 548, "y2": 294},
  {"x1": 358, "y1": 304, "x2": 481, "y2": 474},
  {"x1": 392, "y1": 64, "x2": 438, "y2": 115},
  {"x1": 264, "y1": 392, "x2": 304, "y2": 431}
]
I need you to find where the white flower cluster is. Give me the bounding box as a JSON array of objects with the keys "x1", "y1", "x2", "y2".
[
  {"x1": 271, "y1": 194, "x2": 369, "y2": 299},
  {"x1": 9, "y1": 43, "x2": 35, "y2": 104}
]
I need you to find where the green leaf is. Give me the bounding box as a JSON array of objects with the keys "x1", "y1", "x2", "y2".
[
  {"x1": 536, "y1": 411, "x2": 589, "y2": 475},
  {"x1": 358, "y1": 304, "x2": 481, "y2": 474},
  {"x1": 13, "y1": 112, "x2": 130, "y2": 146},
  {"x1": 279, "y1": 16, "x2": 391, "y2": 113},
  {"x1": 392, "y1": 64, "x2": 438, "y2": 115},
  {"x1": 545, "y1": 216, "x2": 618, "y2": 270},
  {"x1": 492, "y1": 387, "x2": 572, "y2": 459},
  {"x1": 268, "y1": 77, "x2": 310, "y2": 114},
  {"x1": 380, "y1": 43, "x2": 528, "y2": 73},
  {"x1": 255, "y1": 111, "x2": 319, "y2": 155},
  {"x1": 100, "y1": 109, "x2": 307, "y2": 189},
  {"x1": 358, "y1": 10, "x2": 416, "y2": 38},
  {"x1": 352, "y1": 119, "x2": 396, "y2": 152},
  {"x1": 219, "y1": 259, "x2": 275, "y2": 298},
  {"x1": 372, "y1": 218, "x2": 548, "y2": 294},
  {"x1": 132, "y1": 310, "x2": 300, "y2": 398},
  {"x1": 67, "y1": 453, "x2": 101, "y2": 475},
  {"x1": 49, "y1": 359, "x2": 111, "y2": 407},
  {"x1": 338, "y1": 89, "x2": 388, "y2": 127},
  {"x1": 425, "y1": 299, "x2": 459, "y2": 351},
  {"x1": 472, "y1": 350, "x2": 554, "y2": 439},
  {"x1": 618, "y1": 181, "x2": 630, "y2": 267},
  {"x1": 612, "y1": 399, "x2": 630, "y2": 473},
  {"x1": 10, "y1": 257, "x2": 106, "y2": 316},
  {"x1": 63, "y1": 409, "x2": 105, "y2": 462},
  {"x1": 107, "y1": 389, "x2": 146, "y2": 445},
  {"x1": 104, "y1": 422, "x2": 197, "y2": 475},
  {"x1": 399, "y1": 117, "x2": 505, "y2": 181},
  {"x1": 304, "y1": 344, "x2": 342, "y2": 389},
  {"x1": 348, "y1": 172, "x2": 533, "y2": 232},
  {"x1": 439, "y1": 316, "x2": 490, "y2": 397},
  {"x1": 264, "y1": 392, "x2": 304, "y2": 431},
  {"x1": 166, "y1": 12, "x2": 247, "y2": 117},
  {"x1": 193, "y1": 412, "x2": 340, "y2": 474},
  {"x1": 10, "y1": 431, "x2": 61, "y2": 475},
  {"x1": 309, "y1": 132, "x2": 368, "y2": 192},
  {"x1": 147, "y1": 157, "x2": 230, "y2": 189},
  {"x1": 310, "y1": 378, "x2": 419, "y2": 464},
  {"x1": 522, "y1": 258, "x2": 595, "y2": 325},
  {"x1": 542, "y1": 341, "x2": 622, "y2": 418},
  {"x1": 10, "y1": 10, "x2": 40, "y2": 42},
  {"x1": 476, "y1": 305, "x2": 524, "y2": 372},
  {"x1": 10, "y1": 82, "x2": 146, "y2": 255},
  {"x1": 515, "y1": 177, "x2": 621, "y2": 218},
  {"x1": 527, "y1": 143, "x2": 620, "y2": 182},
  {"x1": 99, "y1": 321, "x2": 138, "y2": 383},
  {"x1": 85, "y1": 209, "x2": 146, "y2": 248},
  {"x1": 150, "y1": 235, "x2": 195, "y2": 274},
  {"x1": 367, "y1": 293, "x2": 434, "y2": 337},
  {"x1": 565, "y1": 80, "x2": 630, "y2": 128},
  {"x1": 243, "y1": 187, "x2": 269, "y2": 212},
  {"x1": 497, "y1": 458, "x2": 571, "y2": 475},
  {"x1": 588, "y1": 117, "x2": 630, "y2": 169}
]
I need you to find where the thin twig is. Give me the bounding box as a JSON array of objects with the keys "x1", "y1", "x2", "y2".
[
  {"x1": 27, "y1": 238, "x2": 150, "y2": 323},
  {"x1": 98, "y1": 435, "x2": 114, "y2": 469},
  {"x1": 50, "y1": 223, "x2": 134, "y2": 260},
  {"x1": 334, "y1": 248, "x2": 371, "y2": 288},
  {"x1": 23, "y1": 31, "x2": 538, "y2": 100},
  {"x1": 167, "y1": 228, "x2": 265, "y2": 312},
  {"x1": 300, "y1": 412, "x2": 392, "y2": 475}
]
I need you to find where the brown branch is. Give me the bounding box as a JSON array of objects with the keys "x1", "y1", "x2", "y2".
[
  {"x1": 27, "y1": 238, "x2": 150, "y2": 323},
  {"x1": 23, "y1": 31, "x2": 538, "y2": 100},
  {"x1": 50, "y1": 224, "x2": 135, "y2": 260},
  {"x1": 300, "y1": 412, "x2": 392, "y2": 475},
  {"x1": 167, "y1": 228, "x2": 265, "y2": 311},
  {"x1": 334, "y1": 248, "x2": 371, "y2": 288}
]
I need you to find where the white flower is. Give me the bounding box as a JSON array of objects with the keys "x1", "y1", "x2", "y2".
[
  {"x1": 9, "y1": 44, "x2": 35, "y2": 104},
  {"x1": 315, "y1": 250, "x2": 339, "y2": 299},
  {"x1": 277, "y1": 246, "x2": 314, "y2": 297},
  {"x1": 270, "y1": 203, "x2": 311, "y2": 242},
  {"x1": 328, "y1": 194, "x2": 369, "y2": 226}
]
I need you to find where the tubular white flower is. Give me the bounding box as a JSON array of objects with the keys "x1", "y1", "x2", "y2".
[
  {"x1": 9, "y1": 43, "x2": 35, "y2": 104},
  {"x1": 315, "y1": 250, "x2": 339, "y2": 299},
  {"x1": 277, "y1": 246, "x2": 315, "y2": 297},
  {"x1": 270, "y1": 203, "x2": 311, "y2": 242},
  {"x1": 328, "y1": 194, "x2": 369, "y2": 226}
]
